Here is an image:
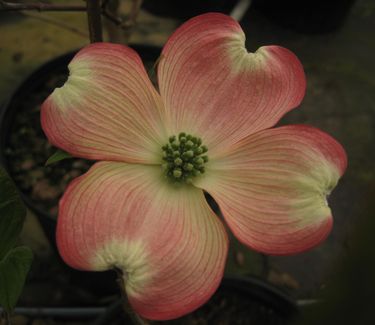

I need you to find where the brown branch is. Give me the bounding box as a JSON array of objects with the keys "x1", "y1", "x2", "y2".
[
  {"x1": 86, "y1": 0, "x2": 103, "y2": 43},
  {"x1": 102, "y1": 6, "x2": 122, "y2": 26},
  {"x1": 128, "y1": 0, "x2": 143, "y2": 25},
  {"x1": 102, "y1": 0, "x2": 124, "y2": 43},
  {"x1": 101, "y1": 0, "x2": 111, "y2": 10},
  {"x1": 122, "y1": 0, "x2": 143, "y2": 43},
  {"x1": 22, "y1": 11, "x2": 88, "y2": 38},
  {"x1": 102, "y1": 0, "x2": 143, "y2": 44},
  {"x1": 0, "y1": 1, "x2": 86, "y2": 11}
]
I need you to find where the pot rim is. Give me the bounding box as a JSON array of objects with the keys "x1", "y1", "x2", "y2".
[{"x1": 93, "y1": 274, "x2": 298, "y2": 324}]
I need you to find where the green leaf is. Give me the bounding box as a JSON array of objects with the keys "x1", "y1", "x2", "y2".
[
  {"x1": 45, "y1": 149, "x2": 72, "y2": 166},
  {"x1": 0, "y1": 246, "x2": 33, "y2": 312},
  {"x1": 0, "y1": 167, "x2": 27, "y2": 260}
]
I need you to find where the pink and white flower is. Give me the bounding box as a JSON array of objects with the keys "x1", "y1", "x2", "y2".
[{"x1": 41, "y1": 13, "x2": 347, "y2": 320}]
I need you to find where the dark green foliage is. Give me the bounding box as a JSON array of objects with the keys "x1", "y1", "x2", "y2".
[
  {"x1": 0, "y1": 246, "x2": 33, "y2": 312},
  {"x1": 0, "y1": 167, "x2": 26, "y2": 260},
  {"x1": 0, "y1": 166, "x2": 32, "y2": 313}
]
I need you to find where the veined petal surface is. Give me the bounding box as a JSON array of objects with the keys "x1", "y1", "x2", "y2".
[
  {"x1": 42, "y1": 43, "x2": 166, "y2": 164},
  {"x1": 158, "y1": 13, "x2": 305, "y2": 157},
  {"x1": 194, "y1": 125, "x2": 347, "y2": 255},
  {"x1": 57, "y1": 162, "x2": 228, "y2": 320}
]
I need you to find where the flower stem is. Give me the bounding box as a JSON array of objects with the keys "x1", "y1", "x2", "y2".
[
  {"x1": 86, "y1": 0, "x2": 103, "y2": 43},
  {"x1": 115, "y1": 268, "x2": 149, "y2": 325}
]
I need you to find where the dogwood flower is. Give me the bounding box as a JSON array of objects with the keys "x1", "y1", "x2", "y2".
[{"x1": 41, "y1": 13, "x2": 346, "y2": 320}]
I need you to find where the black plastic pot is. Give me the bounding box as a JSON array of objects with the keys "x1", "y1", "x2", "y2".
[
  {"x1": 0, "y1": 51, "x2": 72, "y2": 243},
  {"x1": 94, "y1": 275, "x2": 298, "y2": 325},
  {"x1": 252, "y1": 0, "x2": 356, "y2": 34},
  {"x1": 6, "y1": 276, "x2": 298, "y2": 323}
]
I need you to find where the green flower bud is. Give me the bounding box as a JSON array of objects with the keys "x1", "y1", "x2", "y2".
[
  {"x1": 161, "y1": 132, "x2": 209, "y2": 184},
  {"x1": 173, "y1": 169, "x2": 182, "y2": 178}
]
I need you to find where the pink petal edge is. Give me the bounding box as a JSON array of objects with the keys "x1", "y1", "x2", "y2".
[
  {"x1": 194, "y1": 124, "x2": 347, "y2": 255},
  {"x1": 57, "y1": 162, "x2": 228, "y2": 320},
  {"x1": 158, "y1": 13, "x2": 306, "y2": 158},
  {"x1": 41, "y1": 42, "x2": 167, "y2": 164}
]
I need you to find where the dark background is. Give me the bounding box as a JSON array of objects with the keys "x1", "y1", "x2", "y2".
[{"x1": 1, "y1": 0, "x2": 374, "y2": 323}]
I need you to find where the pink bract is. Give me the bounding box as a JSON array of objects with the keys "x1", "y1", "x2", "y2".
[{"x1": 41, "y1": 13, "x2": 347, "y2": 320}]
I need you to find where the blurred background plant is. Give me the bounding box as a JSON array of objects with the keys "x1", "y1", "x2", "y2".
[{"x1": 0, "y1": 166, "x2": 33, "y2": 324}]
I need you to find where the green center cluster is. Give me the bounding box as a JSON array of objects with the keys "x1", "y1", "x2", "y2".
[{"x1": 162, "y1": 132, "x2": 208, "y2": 184}]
